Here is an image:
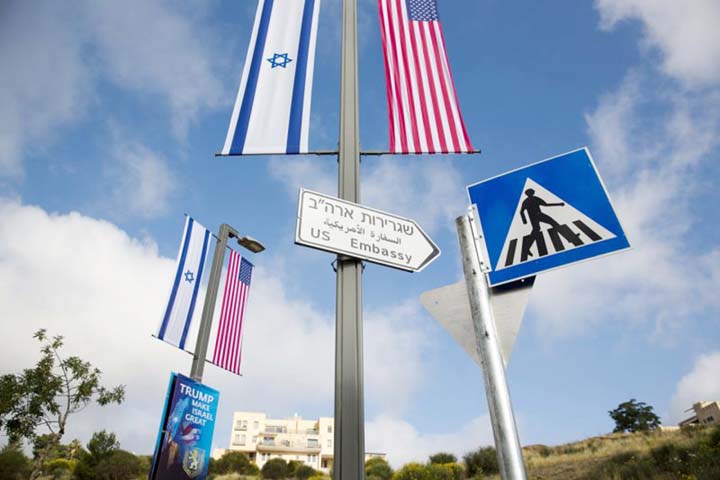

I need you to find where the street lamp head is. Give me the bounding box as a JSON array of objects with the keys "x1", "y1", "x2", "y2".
[{"x1": 237, "y1": 235, "x2": 265, "y2": 253}]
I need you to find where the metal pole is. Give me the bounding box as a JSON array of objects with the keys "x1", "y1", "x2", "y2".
[
  {"x1": 334, "y1": 0, "x2": 364, "y2": 478},
  {"x1": 456, "y1": 213, "x2": 527, "y2": 480},
  {"x1": 190, "y1": 223, "x2": 233, "y2": 382}
]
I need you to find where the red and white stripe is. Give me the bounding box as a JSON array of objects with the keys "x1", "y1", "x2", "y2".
[
  {"x1": 212, "y1": 250, "x2": 250, "y2": 375},
  {"x1": 378, "y1": 0, "x2": 473, "y2": 154}
]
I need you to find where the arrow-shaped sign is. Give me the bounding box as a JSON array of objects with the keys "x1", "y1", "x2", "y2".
[
  {"x1": 295, "y1": 189, "x2": 440, "y2": 272},
  {"x1": 420, "y1": 276, "x2": 535, "y2": 367}
]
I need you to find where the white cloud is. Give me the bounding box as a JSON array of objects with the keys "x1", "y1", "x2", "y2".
[
  {"x1": 0, "y1": 199, "x2": 434, "y2": 453},
  {"x1": 269, "y1": 156, "x2": 466, "y2": 235},
  {"x1": 669, "y1": 352, "x2": 720, "y2": 423},
  {"x1": 595, "y1": 0, "x2": 720, "y2": 86},
  {"x1": 366, "y1": 414, "x2": 493, "y2": 468},
  {"x1": 0, "y1": 0, "x2": 225, "y2": 176},
  {"x1": 81, "y1": 0, "x2": 225, "y2": 136},
  {"x1": 529, "y1": 72, "x2": 720, "y2": 339},
  {"x1": 0, "y1": 1, "x2": 89, "y2": 176},
  {"x1": 106, "y1": 140, "x2": 177, "y2": 218}
]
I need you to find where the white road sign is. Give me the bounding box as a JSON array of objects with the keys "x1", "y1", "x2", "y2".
[{"x1": 295, "y1": 189, "x2": 440, "y2": 272}]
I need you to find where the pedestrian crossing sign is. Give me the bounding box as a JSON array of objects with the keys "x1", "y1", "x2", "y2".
[{"x1": 467, "y1": 147, "x2": 630, "y2": 286}]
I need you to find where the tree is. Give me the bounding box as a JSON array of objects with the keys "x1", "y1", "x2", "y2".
[
  {"x1": 0, "y1": 330, "x2": 125, "y2": 480},
  {"x1": 94, "y1": 449, "x2": 143, "y2": 480},
  {"x1": 366, "y1": 456, "x2": 393, "y2": 480},
  {"x1": 463, "y1": 446, "x2": 499, "y2": 477},
  {"x1": 261, "y1": 457, "x2": 290, "y2": 479},
  {"x1": 428, "y1": 453, "x2": 457, "y2": 465},
  {"x1": 74, "y1": 431, "x2": 122, "y2": 480},
  {"x1": 609, "y1": 399, "x2": 661, "y2": 433},
  {"x1": 0, "y1": 443, "x2": 31, "y2": 480}
]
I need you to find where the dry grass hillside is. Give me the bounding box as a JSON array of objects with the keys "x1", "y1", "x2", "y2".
[{"x1": 491, "y1": 425, "x2": 720, "y2": 480}]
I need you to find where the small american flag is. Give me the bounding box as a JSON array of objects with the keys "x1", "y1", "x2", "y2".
[
  {"x1": 212, "y1": 250, "x2": 253, "y2": 375},
  {"x1": 378, "y1": 0, "x2": 473, "y2": 154}
]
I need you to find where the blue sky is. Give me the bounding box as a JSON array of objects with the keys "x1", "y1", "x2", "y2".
[{"x1": 1, "y1": 0, "x2": 719, "y2": 466}]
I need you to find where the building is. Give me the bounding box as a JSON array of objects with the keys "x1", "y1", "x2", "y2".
[
  {"x1": 225, "y1": 412, "x2": 385, "y2": 473},
  {"x1": 679, "y1": 401, "x2": 720, "y2": 427}
]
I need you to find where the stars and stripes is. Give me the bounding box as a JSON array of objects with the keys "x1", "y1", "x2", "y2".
[
  {"x1": 212, "y1": 250, "x2": 254, "y2": 375},
  {"x1": 378, "y1": 0, "x2": 473, "y2": 154}
]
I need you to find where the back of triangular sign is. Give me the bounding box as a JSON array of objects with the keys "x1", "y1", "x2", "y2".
[{"x1": 420, "y1": 277, "x2": 535, "y2": 368}]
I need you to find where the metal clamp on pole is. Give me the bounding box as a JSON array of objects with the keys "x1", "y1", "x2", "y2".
[{"x1": 456, "y1": 212, "x2": 528, "y2": 480}]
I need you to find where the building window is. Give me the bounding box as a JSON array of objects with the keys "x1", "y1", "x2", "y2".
[
  {"x1": 327, "y1": 439, "x2": 331, "y2": 447},
  {"x1": 327, "y1": 426, "x2": 332, "y2": 433},
  {"x1": 252, "y1": 436, "x2": 258, "y2": 443},
  {"x1": 706, "y1": 416, "x2": 714, "y2": 423},
  {"x1": 240, "y1": 435, "x2": 246, "y2": 445},
  {"x1": 254, "y1": 421, "x2": 259, "y2": 429}
]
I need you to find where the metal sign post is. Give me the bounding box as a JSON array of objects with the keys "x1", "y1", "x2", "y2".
[
  {"x1": 456, "y1": 211, "x2": 527, "y2": 480},
  {"x1": 334, "y1": 0, "x2": 364, "y2": 478}
]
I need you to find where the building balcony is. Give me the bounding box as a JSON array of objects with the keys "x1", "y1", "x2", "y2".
[{"x1": 257, "y1": 442, "x2": 322, "y2": 453}]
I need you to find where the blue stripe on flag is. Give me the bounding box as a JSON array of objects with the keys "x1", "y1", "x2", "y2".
[
  {"x1": 230, "y1": 0, "x2": 275, "y2": 154},
  {"x1": 179, "y1": 228, "x2": 210, "y2": 349},
  {"x1": 158, "y1": 218, "x2": 193, "y2": 340},
  {"x1": 286, "y1": 0, "x2": 315, "y2": 154}
]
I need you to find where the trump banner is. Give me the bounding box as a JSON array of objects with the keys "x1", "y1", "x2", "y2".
[{"x1": 149, "y1": 373, "x2": 220, "y2": 480}]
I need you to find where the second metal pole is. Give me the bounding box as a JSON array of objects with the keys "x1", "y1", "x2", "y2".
[
  {"x1": 334, "y1": 0, "x2": 364, "y2": 478},
  {"x1": 456, "y1": 213, "x2": 527, "y2": 480},
  {"x1": 190, "y1": 223, "x2": 231, "y2": 382}
]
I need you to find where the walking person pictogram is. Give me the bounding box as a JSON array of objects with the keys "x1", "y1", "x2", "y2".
[{"x1": 519, "y1": 188, "x2": 564, "y2": 258}]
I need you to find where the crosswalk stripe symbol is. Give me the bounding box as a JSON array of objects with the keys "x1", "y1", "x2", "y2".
[{"x1": 496, "y1": 178, "x2": 616, "y2": 271}]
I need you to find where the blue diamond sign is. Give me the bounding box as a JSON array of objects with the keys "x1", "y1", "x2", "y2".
[{"x1": 467, "y1": 147, "x2": 630, "y2": 286}]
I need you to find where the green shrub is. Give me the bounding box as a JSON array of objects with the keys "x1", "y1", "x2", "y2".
[
  {"x1": 295, "y1": 464, "x2": 317, "y2": 479},
  {"x1": 428, "y1": 453, "x2": 456, "y2": 465},
  {"x1": 392, "y1": 462, "x2": 429, "y2": 480},
  {"x1": 463, "y1": 447, "x2": 498, "y2": 477},
  {"x1": 365, "y1": 456, "x2": 393, "y2": 480},
  {"x1": 212, "y1": 451, "x2": 258, "y2": 475},
  {"x1": 262, "y1": 457, "x2": 290, "y2": 479},
  {"x1": 427, "y1": 463, "x2": 463, "y2": 480},
  {"x1": 0, "y1": 444, "x2": 31, "y2": 480},
  {"x1": 45, "y1": 457, "x2": 75, "y2": 479},
  {"x1": 94, "y1": 449, "x2": 143, "y2": 480}
]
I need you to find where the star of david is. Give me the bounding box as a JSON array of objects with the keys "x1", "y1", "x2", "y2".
[
  {"x1": 267, "y1": 52, "x2": 293, "y2": 68},
  {"x1": 184, "y1": 270, "x2": 195, "y2": 284}
]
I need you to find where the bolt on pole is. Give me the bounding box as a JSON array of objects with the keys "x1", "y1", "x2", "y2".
[
  {"x1": 190, "y1": 223, "x2": 232, "y2": 382},
  {"x1": 333, "y1": 0, "x2": 365, "y2": 478},
  {"x1": 456, "y1": 211, "x2": 527, "y2": 480}
]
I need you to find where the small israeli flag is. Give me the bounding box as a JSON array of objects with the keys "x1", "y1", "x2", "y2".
[
  {"x1": 222, "y1": 0, "x2": 321, "y2": 155},
  {"x1": 156, "y1": 217, "x2": 212, "y2": 349}
]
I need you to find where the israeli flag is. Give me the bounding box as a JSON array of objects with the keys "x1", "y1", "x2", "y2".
[
  {"x1": 156, "y1": 217, "x2": 212, "y2": 349},
  {"x1": 222, "y1": 0, "x2": 321, "y2": 155}
]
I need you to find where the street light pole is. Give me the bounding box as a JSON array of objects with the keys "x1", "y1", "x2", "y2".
[
  {"x1": 334, "y1": 0, "x2": 364, "y2": 478},
  {"x1": 190, "y1": 223, "x2": 234, "y2": 382},
  {"x1": 190, "y1": 224, "x2": 265, "y2": 383}
]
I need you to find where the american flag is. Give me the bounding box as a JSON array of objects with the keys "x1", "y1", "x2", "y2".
[
  {"x1": 212, "y1": 250, "x2": 253, "y2": 375},
  {"x1": 378, "y1": 0, "x2": 473, "y2": 154}
]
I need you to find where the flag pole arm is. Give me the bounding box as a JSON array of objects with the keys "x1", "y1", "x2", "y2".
[
  {"x1": 360, "y1": 149, "x2": 482, "y2": 156},
  {"x1": 214, "y1": 150, "x2": 481, "y2": 157},
  {"x1": 214, "y1": 151, "x2": 339, "y2": 157}
]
